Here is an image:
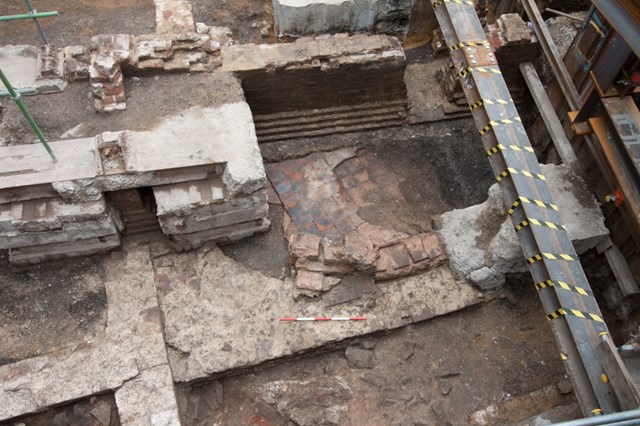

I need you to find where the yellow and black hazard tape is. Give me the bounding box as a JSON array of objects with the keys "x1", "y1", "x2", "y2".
[
  {"x1": 479, "y1": 117, "x2": 521, "y2": 136},
  {"x1": 486, "y1": 144, "x2": 534, "y2": 157},
  {"x1": 469, "y1": 98, "x2": 512, "y2": 111},
  {"x1": 457, "y1": 66, "x2": 502, "y2": 79},
  {"x1": 515, "y1": 218, "x2": 567, "y2": 232},
  {"x1": 507, "y1": 196, "x2": 558, "y2": 215},
  {"x1": 433, "y1": 0, "x2": 474, "y2": 8},
  {"x1": 448, "y1": 41, "x2": 490, "y2": 52},
  {"x1": 547, "y1": 308, "x2": 604, "y2": 324},
  {"x1": 496, "y1": 167, "x2": 545, "y2": 182},
  {"x1": 535, "y1": 279, "x2": 592, "y2": 297},
  {"x1": 527, "y1": 252, "x2": 576, "y2": 264}
]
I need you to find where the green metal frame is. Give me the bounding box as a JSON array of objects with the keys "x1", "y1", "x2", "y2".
[{"x1": 0, "y1": 0, "x2": 59, "y2": 45}]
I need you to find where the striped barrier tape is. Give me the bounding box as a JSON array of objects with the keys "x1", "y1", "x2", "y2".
[
  {"x1": 448, "y1": 40, "x2": 490, "y2": 52},
  {"x1": 496, "y1": 167, "x2": 546, "y2": 182},
  {"x1": 527, "y1": 252, "x2": 576, "y2": 264},
  {"x1": 486, "y1": 143, "x2": 534, "y2": 156},
  {"x1": 515, "y1": 218, "x2": 567, "y2": 232},
  {"x1": 470, "y1": 98, "x2": 512, "y2": 111},
  {"x1": 547, "y1": 308, "x2": 604, "y2": 324},
  {"x1": 535, "y1": 279, "x2": 593, "y2": 297},
  {"x1": 508, "y1": 196, "x2": 558, "y2": 215},
  {"x1": 479, "y1": 117, "x2": 522, "y2": 136},
  {"x1": 457, "y1": 65, "x2": 502, "y2": 79},
  {"x1": 433, "y1": 0, "x2": 474, "y2": 8}
]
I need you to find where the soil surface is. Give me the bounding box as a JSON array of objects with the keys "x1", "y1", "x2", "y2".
[
  {"x1": 0, "y1": 252, "x2": 108, "y2": 366},
  {"x1": 191, "y1": 0, "x2": 274, "y2": 44},
  {"x1": 0, "y1": 72, "x2": 244, "y2": 146},
  {"x1": 0, "y1": 0, "x2": 156, "y2": 47},
  {"x1": 179, "y1": 278, "x2": 573, "y2": 426},
  {"x1": 0, "y1": 393, "x2": 120, "y2": 426}
]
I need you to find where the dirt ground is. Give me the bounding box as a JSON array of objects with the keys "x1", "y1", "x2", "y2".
[
  {"x1": 0, "y1": 0, "x2": 155, "y2": 47},
  {"x1": 0, "y1": 252, "x2": 108, "y2": 366},
  {"x1": 0, "y1": 1, "x2": 615, "y2": 425},
  {"x1": 179, "y1": 278, "x2": 573, "y2": 426},
  {"x1": 191, "y1": 0, "x2": 275, "y2": 44},
  {"x1": 0, "y1": 72, "x2": 245, "y2": 146}
]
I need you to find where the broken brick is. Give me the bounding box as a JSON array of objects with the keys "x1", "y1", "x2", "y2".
[
  {"x1": 420, "y1": 232, "x2": 445, "y2": 259},
  {"x1": 403, "y1": 235, "x2": 428, "y2": 262},
  {"x1": 295, "y1": 269, "x2": 325, "y2": 292},
  {"x1": 289, "y1": 232, "x2": 321, "y2": 261}
]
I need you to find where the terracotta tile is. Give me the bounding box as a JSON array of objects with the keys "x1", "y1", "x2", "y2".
[
  {"x1": 404, "y1": 235, "x2": 428, "y2": 262},
  {"x1": 335, "y1": 217, "x2": 356, "y2": 235},
  {"x1": 355, "y1": 171, "x2": 369, "y2": 183}
]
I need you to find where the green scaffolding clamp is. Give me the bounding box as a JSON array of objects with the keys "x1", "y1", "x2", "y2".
[{"x1": 0, "y1": 68, "x2": 57, "y2": 162}]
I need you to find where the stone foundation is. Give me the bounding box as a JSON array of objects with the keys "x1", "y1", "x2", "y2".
[
  {"x1": 153, "y1": 178, "x2": 270, "y2": 249},
  {"x1": 0, "y1": 99, "x2": 269, "y2": 263},
  {"x1": 273, "y1": 0, "x2": 414, "y2": 38},
  {"x1": 0, "y1": 196, "x2": 122, "y2": 264},
  {"x1": 222, "y1": 34, "x2": 408, "y2": 142},
  {"x1": 435, "y1": 164, "x2": 609, "y2": 290}
]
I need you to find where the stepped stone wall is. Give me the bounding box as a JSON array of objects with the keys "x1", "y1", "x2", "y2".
[
  {"x1": 0, "y1": 102, "x2": 269, "y2": 263},
  {"x1": 222, "y1": 34, "x2": 408, "y2": 142}
]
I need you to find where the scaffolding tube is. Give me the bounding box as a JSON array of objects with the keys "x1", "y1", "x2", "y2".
[
  {"x1": 0, "y1": 11, "x2": 59, "y2": 21},
  {"x1": 552, "y1": 407, "x2": 640, "y2": 426},
  {"x1": 23, "y1": 0, "x2": 52, "y2": 44},
  {"x1": 0, "y1": 68, "x2": 57, "y2": 162}
]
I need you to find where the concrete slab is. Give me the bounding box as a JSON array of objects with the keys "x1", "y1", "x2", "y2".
[
  {"x1": 123, "y1": 103, "x2": 265, "y2": 196},
  {"x1": 155, "y1": 246, "x2": 481, "y2": 382},
  {"x1": 273, "y1": 0, "x2": 413, "y2": 37},
  {"x1": 436, "y1": 164, "x2": 609, "y2": 289},
  {"x1": 0, "y1": 45, "x2": 38, "y2": 92},
  {"x1": 0, "y1": 138, "x2": 99, "y2": 189},
  {"x1": 0, "y1": 245, "x2": 178, "y2": 422}
]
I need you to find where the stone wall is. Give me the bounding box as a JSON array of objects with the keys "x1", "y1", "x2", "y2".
[
  {"x1": 0, "y1": 196, "x2": 122, "y2": 264},
  {"x1": 222, "y1": 34, "x2": 408, "y2": 142},
  {"x1": 273, "y1": 0, "x2": 414, "y2": 38},
  {"x1": 0, "y1": 102, "x2": 269, "y2": 263},
  {"x1": 153, "y1": 177, "x2": 270, "y2": 249}
]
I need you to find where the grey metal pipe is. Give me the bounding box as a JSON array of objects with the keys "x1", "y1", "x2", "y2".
[
  {"x1": 552, "y1": 407, "x2": 640, "y2": 426},
  {"x1": 545, "y1": 8, "x2": 583, "y2": 22}
]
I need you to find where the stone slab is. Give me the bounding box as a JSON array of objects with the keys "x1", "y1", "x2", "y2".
[
  {"x1": 123, "y1": 103, "x2": 265, "y2": 196},
  {"x1": 0, "y1": 103, "x2": 265, "y2": 200},
  {"x1": 115, "y1": 364, "x2": 181, "y2": 426},
  {"x1": 8, "y1": 234, "x2": 121, "y2": 264},
  {"x1": 0, "y1": 45, "x2": 38, "y2": 92},
  {"x1": 0, "y1": 219, "x2": 119, "y2": 249},
  {"x1": 221, "y1": 34, "x2": 404, "y2": 73},
  {"x1": 0, "y1": 245, "x2": 177, "y2": 422},
  {"x1": 158, "y1": 204, "x2": 268, "y2": 235},
  {"x1": 436, "y1": 164, "x2": 609, "y2": 289},
  {"x1": 171, "y1": 217, "x2": 270, "y2": 248},
  {"x1": 153, "y1": 177, "x2": 225, "y2": 215},
  {"x1": 273, "y1": 0, "x2": 413, "y2": 37},
  {"x1": 0, "y1": 138, "x2": 99, "y2": 190},
  {"x1": 156, "y1": 246, "x2": 482, "y2": 382}
]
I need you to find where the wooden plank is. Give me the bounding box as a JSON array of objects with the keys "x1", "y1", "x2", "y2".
[
  {"x1": 602, "y1": 97, "x2": 640, "y2": 179},
  {"x1": 520, "y1": 62, "x2": 581, "y2": 175},
  {"x1": 596, "y1": 337, "x2": 640, "y2": 411},
  {"x1": 603, "y1": 243, "x2": 640, "y2": 296}
]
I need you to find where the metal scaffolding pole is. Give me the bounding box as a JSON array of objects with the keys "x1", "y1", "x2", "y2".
[
  {"x1": 431, "y1": 0, "x2": 639, "y2": 417},
  {"x1": 0, "y1": 0, "x2": 59, "y2": 45},
  {"x1": 0, "y1": 68, "x2": 57, "y2": 162}
]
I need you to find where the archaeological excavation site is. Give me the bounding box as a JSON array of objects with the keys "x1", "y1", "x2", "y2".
[{"x1": 2, "y1": 0, "x2": 640, "y2": 424}]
